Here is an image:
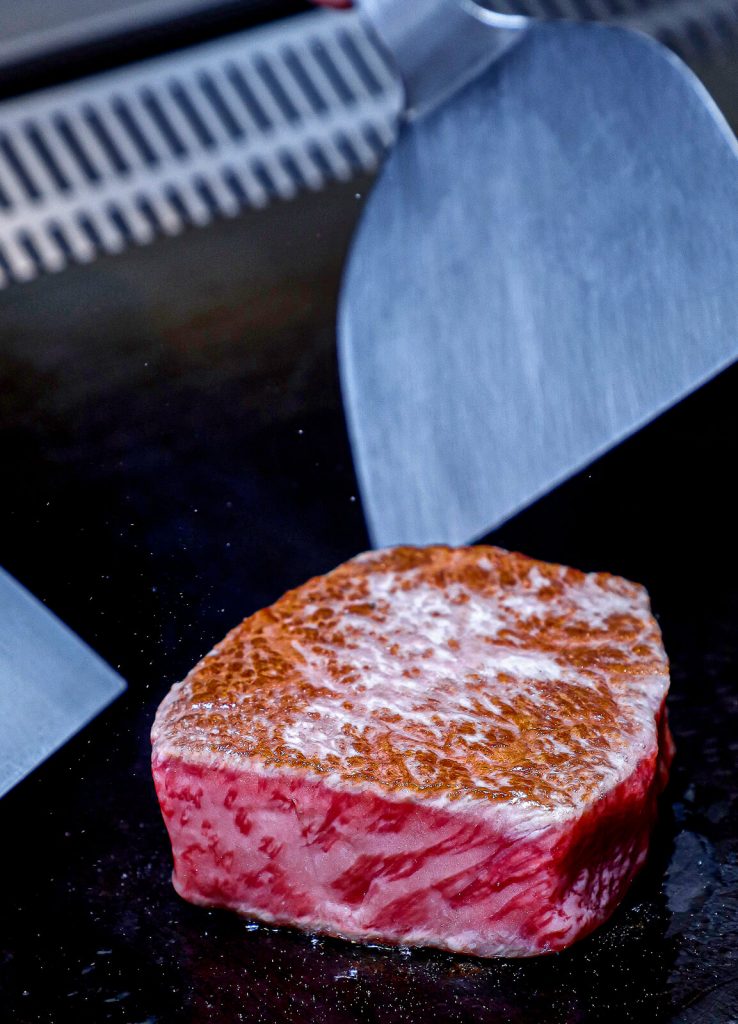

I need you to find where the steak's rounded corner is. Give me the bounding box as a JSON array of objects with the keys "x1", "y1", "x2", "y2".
[{"x1": 151, "y1": 545, "x2": 672, "y2": 957}]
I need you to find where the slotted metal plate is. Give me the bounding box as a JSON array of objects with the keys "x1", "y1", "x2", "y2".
[
  {"x1": 0, "y1": 1, "x2": 736, "y2": 287},
  {"x1": 0, "y1": 9, "x2": 401, "y2": 286}
]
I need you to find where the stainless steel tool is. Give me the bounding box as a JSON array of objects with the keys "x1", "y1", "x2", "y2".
[
  {"x1": 339, "y1": 0, "x2": 738, "y2": 546},
  {"x1": 0, "y1": 568, "x2": 125, "y2": 798}
]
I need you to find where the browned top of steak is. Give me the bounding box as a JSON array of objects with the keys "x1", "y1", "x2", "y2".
[{"x1": 152, "y1": 546, "x2": 669, "y2": 815}]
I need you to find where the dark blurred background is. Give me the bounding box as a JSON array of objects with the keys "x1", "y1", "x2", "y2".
[{"x1": 0, "y1": 0, "x2": 310, "y2": 98}]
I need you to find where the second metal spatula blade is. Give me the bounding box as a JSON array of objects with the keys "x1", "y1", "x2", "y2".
[
  {"x1": 339, "y1": 20, "x2": 738, "y2": 547},
  {"x1": 0, "y1": 568, "x2": 126, "y2": 798}
]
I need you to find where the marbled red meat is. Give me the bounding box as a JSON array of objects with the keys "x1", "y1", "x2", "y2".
[{"x1": 151, "y1": 545, "x2": 673, "y2": 957}]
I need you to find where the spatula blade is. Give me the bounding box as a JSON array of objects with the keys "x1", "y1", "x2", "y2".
[
  {"x1": 0, "y1": 568, "x2": 126, "y2": 798},
  {"x1": 340, "y1": 22, "x2": 738, "y2": 547}
]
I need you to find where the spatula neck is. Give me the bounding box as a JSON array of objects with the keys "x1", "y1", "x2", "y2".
[{"x1": 358, "y1": 0, "x2": 528, "y2": 119}]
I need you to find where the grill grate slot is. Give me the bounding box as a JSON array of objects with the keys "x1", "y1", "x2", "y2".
[
  {"x1": 168, "y1": 80, "x2": 219, "y2": 150},
  {"x1": 0, "y1": 3, "x2": 735, "y2": 288},
  {"x1": 139, "y1": 88, "x2": 188, "y2": 158},
  {"x1": 337, "y1": 29, "x2": 385, "y2": 97},
  {"x1": 253, "y1": 56, "x2": 302, "y2": 125},
  {"x1": 82, "y1": 107, "x2": 131, "y2": 176},
  {"x1": 197, "y1": 72, "x2": 244, "y2": 142},
  {"x1": 308, "y1": 37, "x2": 357, "y2": 106},
  {"x1": 224, "y1": 63, "x2": 274, "y2": 132},
  {"x1": 0, "y1": 10, "x2": 401, "y2": 287},
  {"x1": 53, "y1": 115, "x2": 102, "y2": 184},
  {"x1": 282, "y1": 46, "x2": 330, "y2": 115},
  {"x1": 112, "y1": 96, "x2": 160, "y2": 167}
]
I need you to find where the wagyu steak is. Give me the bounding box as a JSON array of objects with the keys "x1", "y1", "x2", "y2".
[{"x1": 152, "y1": 545, "x2": 673, "y2": 957}]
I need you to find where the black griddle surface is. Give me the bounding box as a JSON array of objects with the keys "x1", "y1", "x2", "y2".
[{"x1": 1, "y1": 178, "x2": 737, "y2": 1023}]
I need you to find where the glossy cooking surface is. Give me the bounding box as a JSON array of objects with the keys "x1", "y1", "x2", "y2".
[{"x1": 1, "y1": 176, "x2": 737, "y2": 1021}]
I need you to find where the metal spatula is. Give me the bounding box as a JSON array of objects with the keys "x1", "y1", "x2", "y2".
[
  {"x1": 338, "y1": 0, "x2": 738, "y2": 547},
  {"x1": 0, "y1": 568, "x2": 125, "y2": 798}
]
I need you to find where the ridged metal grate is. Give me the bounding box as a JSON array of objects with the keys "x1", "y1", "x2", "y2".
[
  {"x1": 0, "y1": 9, "x2": 401, "y2": 286},
  {"x1": 0, "y1": 2, "x2": 736, "y2": 288}
]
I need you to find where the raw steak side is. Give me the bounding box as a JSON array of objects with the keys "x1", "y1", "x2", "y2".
[{"x1": 152, "y1": 545, "x2": 673, "y2": 957}]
